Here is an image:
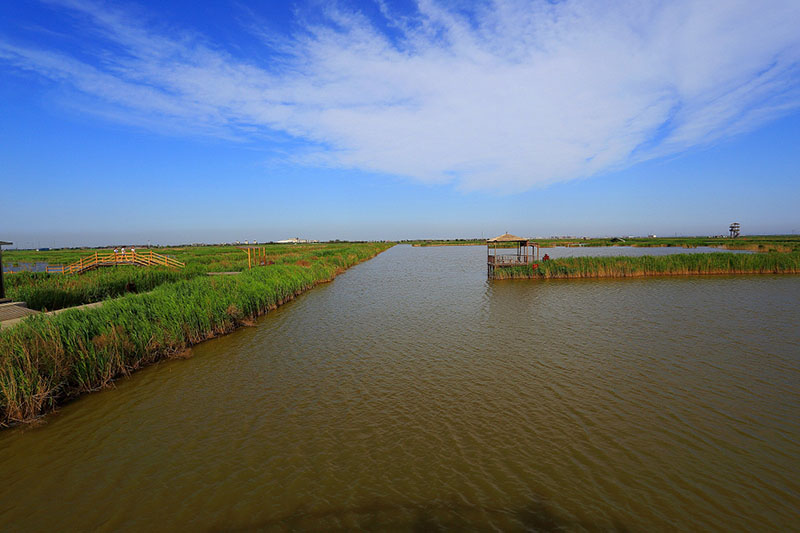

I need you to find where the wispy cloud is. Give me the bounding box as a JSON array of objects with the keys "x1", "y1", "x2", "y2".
[{"x1": 2, "y1": 0, "x2": 800, "y2": 191}]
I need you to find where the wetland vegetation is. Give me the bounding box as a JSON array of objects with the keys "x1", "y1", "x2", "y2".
[
  {"x1": 5, "y1": 268, "x2": 201, "y2": 311},
  {"x1": 2, "y1": 244, "x2": 390, "y2": 311},
  {"x1": 0, "y1": 242, "x2": 392, "y2": 425},
  {"x1": 494, "y1": 251, "x2": 800, "y2": 280}
]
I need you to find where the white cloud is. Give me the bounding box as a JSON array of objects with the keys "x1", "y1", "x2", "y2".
[{"x1": 2, "y1": 0, "x2": 800, "y2": 191}]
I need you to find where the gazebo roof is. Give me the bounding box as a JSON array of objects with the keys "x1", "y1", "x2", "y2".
[{"x1": 487, "y1": 233, "x2": 527, "y2": 243}]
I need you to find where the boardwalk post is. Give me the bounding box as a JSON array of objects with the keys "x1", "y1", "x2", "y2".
[{"x1": 238, "y1": 246, "x2": 268, "y2": 270}]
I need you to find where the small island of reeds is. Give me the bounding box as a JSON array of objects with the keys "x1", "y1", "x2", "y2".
[{"x1": 493, "y1": 252, "x2": 800, "y2": 280}]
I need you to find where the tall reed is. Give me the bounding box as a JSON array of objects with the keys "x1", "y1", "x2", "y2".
[
  {"x1": 492, "y1": 252, "x2": 800, "y2": 280},
  {"x1": 6, "y1": 267, "x2": 203, "y2": 311}
]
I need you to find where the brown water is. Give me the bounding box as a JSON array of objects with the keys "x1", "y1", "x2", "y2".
[{"x1": 1, "y1": 245, "x2": 798, "y2": 531}]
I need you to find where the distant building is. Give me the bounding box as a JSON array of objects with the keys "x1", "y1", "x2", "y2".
[{"x1": 276, "y1": 237, "x2": 308, "y2": 244}]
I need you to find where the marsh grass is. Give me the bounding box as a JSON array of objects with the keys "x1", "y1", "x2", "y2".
[
  {"x1": 493, "y1": 252, "x2": 800, "y2": 280},
  {"x1": 6, "y1": 267, "x2": 203, "y2": 311},
  {"x1": 0, "y1": 243, "x2": 391, "y2": 425}
]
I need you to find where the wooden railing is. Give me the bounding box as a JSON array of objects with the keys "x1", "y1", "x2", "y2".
[
  {"x1": 46, "y1": 251, "x2": 185, "y2": 274},
  {"x1": 488, "y1": 255, "x2": 538, "y2": 266}
]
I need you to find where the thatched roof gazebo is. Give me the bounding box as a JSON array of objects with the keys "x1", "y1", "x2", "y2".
[
  {"x1": 486, "y1": 233, "x2": 539, "y2": 279},
  {"x1": 487, "y1": 232, "x2": 527, "y2": 244}
]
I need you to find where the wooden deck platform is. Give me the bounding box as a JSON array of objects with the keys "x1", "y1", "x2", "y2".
[
  {"x1": 0, "y1": 301, "x2": 38, "y2": 326},
  {"x1": 0, "y1": 301, "x2": 108, "y2": 330},
  {"x1": 486, "y1": 233, "x2": 540, "y2": 279}
]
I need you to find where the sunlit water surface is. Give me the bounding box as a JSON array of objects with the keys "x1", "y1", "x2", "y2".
[{"x1": 1, "y1": 245, "x2": 798, "y2": 531}]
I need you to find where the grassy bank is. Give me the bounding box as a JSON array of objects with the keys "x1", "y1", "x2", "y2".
[
  {"x1": 493, "y1": 252, "x2": 800, "y2": 280},
  {"x1": 0, "y1": 243, "x2": 392, "y2": 426},
  {"x1": 2, "y1": 243, "x2": 384, "y2": 311}
]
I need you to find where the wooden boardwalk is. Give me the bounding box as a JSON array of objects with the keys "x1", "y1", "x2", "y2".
[
  {"x1": 0, "y1": 301, "x2": 107, "y2": 330},
  {"x1": 0, "y1": 301, "x2": 38, "y2": 328},
  {"x1": 47, "y1": 250, "x2": 185, "y2": 275}
]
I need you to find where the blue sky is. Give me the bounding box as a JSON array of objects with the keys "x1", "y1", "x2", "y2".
[{"x1": 1, "y1": 0, "x2": 799, "y2": 247}]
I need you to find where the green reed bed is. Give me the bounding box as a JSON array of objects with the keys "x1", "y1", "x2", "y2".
[
  {"x1": 493, "y1": 252, "x2": 800, "y2": 280},
  {"x1": 5, "y1": 267, "x2": 204, "y2": 311},
  {"x1": 0, "y1": 243, "x2": 391, "y2": 425}
]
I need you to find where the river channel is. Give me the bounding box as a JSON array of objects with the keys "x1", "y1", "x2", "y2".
[{"x1": 1, "y1": 245, "x2": 798, "y2": 531}]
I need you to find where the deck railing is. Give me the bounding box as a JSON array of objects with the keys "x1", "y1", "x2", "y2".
[
  {"x1": 487, "y1": 255, "x2": 537, "y2": 266},
  {"x1": 46, "y1": 251, "x2": 185, "y2": 274}
]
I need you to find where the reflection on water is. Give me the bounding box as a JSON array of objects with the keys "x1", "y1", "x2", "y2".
[
  {"x1": 0, "y1": 245, "x2": 797, "y2": 531},
  {"x1": 2, "y1": 262, "x2": 50, "y2": 273}
]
